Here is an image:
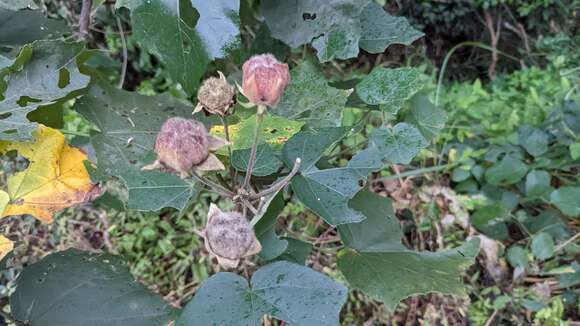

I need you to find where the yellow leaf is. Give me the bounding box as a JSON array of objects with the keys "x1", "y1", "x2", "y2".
[
  {"x1": 0, "y1": 235, "x2": 13, "y2": 261},
  {"x1": 0, "y1": 126, "x2": 99, "y2": 223}
]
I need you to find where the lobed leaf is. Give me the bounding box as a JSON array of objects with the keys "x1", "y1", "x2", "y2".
[
  {"x1": 0, "y1": 126, "x2": 99, "y2": 222},
  {"x1": 176, "y1": 261, "x2": 347, "y2": 326},
  {"x1": 11, "y1": 249, "x2": 177, "y2": 326}
]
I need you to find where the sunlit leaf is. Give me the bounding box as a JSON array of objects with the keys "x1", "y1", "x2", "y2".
[
  {"x1": 0, "y1": 234, "x2": 13, "y2": 261},
  {"x1": 0, "y1": 126, "x2": 99, "y2": 222}
]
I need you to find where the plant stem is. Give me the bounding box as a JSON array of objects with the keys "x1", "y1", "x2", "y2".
[
  {"x1": 220, "y1": 115, "x2": 236, "y2": 188},
  {"x1": 249, "y1": 158, "x2": 301, "y2": 200},
  {"x1": 375, "y1": 163, "x2": 456, "y2": 182},
  {"x1": 190, "y1": 171, "x2": 234, "y2": 198},
  {"x1": 242, "y1": 105, "x2": 266, "y2": 190},
  {"x1": 115, "y1": 15, "x2": 128, "y2": 89},
  {"x1": 79, "y1": 0, "x2": 92, "y2": 37},
  {"x1": 554, "y1": 232, "x2": 580, "y2": 253}
]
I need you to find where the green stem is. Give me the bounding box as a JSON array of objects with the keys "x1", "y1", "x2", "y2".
[
  {"x1": 242, "y1": 105, "x2": 266, "y2": 190},
  {"x1": 190, "y1": 171, "x2": 234, "y2": 198},
  {"x1": 379, "y1": 163, "x2": 456, "y2": 181}
]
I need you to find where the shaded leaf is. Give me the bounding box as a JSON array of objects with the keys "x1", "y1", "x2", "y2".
[
  {"x1": 11, "y1": 249, "x2": 177, "y2": 326},
  {"x1": 549, "y1": 187, "x2": 580, "y2": 216},
  {"x1": 531, "y1": 232, "x2": 554, "y2": 261},
  {"x1": 254, "y1": 192, "x2": 288, "y2": 260},
  {"x1": 471, "y1": 203, "x2": 510, "y2": 240},
  {"x1": 0, "y1": 8, "x2": 69, "y2": 46},
  {"x1": 518, "y1": 125, "x2": 549, "y2": 157},
  {"x1": 177, "y1": 261, "x2": 347, "y2": 326},
  {"x1": 358, "y1": 1, "x2": 423, "y2": 53},
  {"x1": 366, "y1": 123, "x2": 428, "y2": 165},
  {"x1": 283, "y1": 127, "x2": 382, "y2": 225},
  {"x1": 0, "y1": 40, "x2": 89, "y2": 141},
  {"x1": 232, "y1": 144, "x2": 282, "y2": 176},
  {"x1": 117, "y1": 0, "x2": 240, "y2": 95},
  {"x1": 276, "y1": 237, "x2": 313, "y2": 265},
  {"x1": 484, "y1": 156, "x2": 528, "y2": 186},
  {"x1": 0, "y1": 126, "x2": 99, "y2": 222},
  {"x1": 275, "y1": 61, "x2": 349, "y2": 126},
  {"x1": 404, "y1": 93, "x2": 446, "y2": 141},
  {"x1": 355, "y1": 67, "x2": 423, "y2": 114},
  {"x1": 75, "y1": 84, "x2": 199, "y2": 211},
  {"x1": 525, "y1": 170, "x2": 552, "y2": 198},
  {"x1": 506, "y1": 245, "x2": 529, "y2": 269},
  {"x1": 337, "y1": 190, "x2": 480, "y2": 310}
]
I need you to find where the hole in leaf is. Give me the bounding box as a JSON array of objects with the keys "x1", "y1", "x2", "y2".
[
  {"x1": 3, "y1": 129, "x2": 17, "y2": 134},
  {"x1": 58, "y1": 68, "x2": 71, "y2": 88},
  {"x1": 0, "y1": 112, "x2": 12, "y2": 119},
  {"x1": 302, "y1": 12, "x2": 317, "y2": 21}
]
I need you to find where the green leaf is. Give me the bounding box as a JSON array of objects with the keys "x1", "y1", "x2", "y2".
[
  {"x1": 338, "y1": 189, "x2": 401, "y2": 252},
  {"x1": 0, "y1": 40, "x2": 89, "y2": 141},
  {"x1": 0, "y1": 8, "x2": 69, "y2": 46},
  {"x1": 531, "y1": 232, "x2": 555, "y2": 261},
  {"x1": 0, "y1": 0, "x2": 38, "y2": 10},
  {"x1": 525, "y1": 170, "x2": 552, "y2": 198},
  {"x1": 276, "y1": 237, "x2": 312, "y2": 265},
  {"x1": 471, "y1": 203, "x2": 509, "y2": 240},
  {"x1": 506, "y1": 245, "x2": 529, "y2": 269},
  {"x1": 358, "y1": 1, "x2": 423, "y2": 53},
  {"x1": 337, "y1": 192, "x2": 480, "y2": 310},
  {"x1": 75, "y1": 84, "x2": 199, "y2": 211},
  {"x1": 117, "y1": 0, "x2": 241, "y2": 95},
  {"x1": 484, "y1": 156, "x2": 528, "y2": 186},
  {"x1": 232, "y1": 144, "x2": 282, "y2": 176},
  {"x1": 281, "y1": 126, "x2": 349, "y2": 170},
  {"x1": 275, "y1": 61, "x2": 349, "y2": 126},
  {"x1": 404, "y1": 93, "x2": 446, "y2": 141},
  {"x1": 261, "y1": 0, "x2": 367, "y2": 62},
  {"x1": 11, "y1": 249, "x2": 176, "y2": 326},
  {"x1": 367, "y1": 123, "x2": 428, "y2": 164},
  {"x1": 283, "y1": 127, "x2": 383, "y2": 225},
  {"x1": 518, "y1": 125, "x2": 549, "y2": 157},
  {"x1": 549, "y1": 187, "x2": 580, "y2": 216},
  {"x1": 261, "y1": 0, "x2": 421, "y2": 62},
  {"x1": 570, "y1": 142, "x2": 580, "y2": 160},
  {"x1": 176, "y1": 261, "x2": 347, "y2": 326},
  {"x1": 520, "y1": 209, "x2": 570, "y2": 240},
  {"x1": 120, "y1": 169, "x2": 201, "y2": 211},
  {"x1": 255, "y1": 192, "x2": 288, "y2": 260},
  {"x1": 355, "y1": 67, "x2": 423, "y2": 114},
  {"x1": 558, "y1": 262, "x2": 580, "y2": 288}
]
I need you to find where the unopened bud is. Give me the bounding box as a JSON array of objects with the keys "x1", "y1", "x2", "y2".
[
  {"x1": 142, "y1": 117, "x2": 229, "y2": 178},
  {"x1": 195, "y1": 71, "x2": 236, "y2": 116},
  {"x1": 241, "y1": 53, "x2": 289, "y2": 107},
  {"x1": 203, "y1": 204, "x2": 261, "y2": 269}
]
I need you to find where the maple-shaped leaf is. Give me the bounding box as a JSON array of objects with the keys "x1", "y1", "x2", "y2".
[{"x1": 0, "y1": 126, "x2": 100, "y2": 222}]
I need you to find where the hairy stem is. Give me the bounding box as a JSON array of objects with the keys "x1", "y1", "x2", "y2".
[
  {"x1": 242, "y1": 105, "x2": 266, "y2": 190},
  {"x1": 249, "y1": 158, "x2": 301, "y2": 200},
  {"x1": 220, "y1": 115, "x2": 236, "y2": 188},
  {"x1": 191, "y1": 171, "x2": 234, "y2": 198},
  {"x1": 115, "y1": 15, "x2": 128, "y2": 89}
]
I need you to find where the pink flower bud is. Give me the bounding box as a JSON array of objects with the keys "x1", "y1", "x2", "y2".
[
  {"x1": 242, "y1": 53, "x2": 290, "y2": 107},
  {"x1": 142, "y1": 117, "x2": 229, "y2": 178}
]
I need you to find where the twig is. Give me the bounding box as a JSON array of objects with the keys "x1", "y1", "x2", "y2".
[
  {"x1": 190, "y1": 171, "x2": 235, "y2": 198},
  {"x1": 484, "y1": 309, "x2": 499, "y2": 326},
  {"x1": 115, "y1": 15, "x2": 128, "y2": 89},
  {"x1": 79, "y1": 0, "x2": 93, "y2": 37},
  {"x1": 249, "y1": 158, "x2": 301, "y2": 200},
  {"x1": 242, "y1": 105, "x2": 266, "y2": 189},
  {"x1": 483, "y1": 9, "x2": 502, "y2": 80},
  {"x1": 554, "y1": 232, "x2": 580, "y2": 253}
]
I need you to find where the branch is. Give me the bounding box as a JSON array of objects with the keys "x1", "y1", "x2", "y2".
[
  {"x1": 190, "y1": 171, "x2": 235, "y2": 198},
  {"x1": 79, "y1": 0, "x2": 93, "y2": 37},
  {"x1": 242, "y1": 105, "x2": 266, "y2": 189},
  {"x1": 249, "y1": 158, "x2": 301, "y2": 200}
]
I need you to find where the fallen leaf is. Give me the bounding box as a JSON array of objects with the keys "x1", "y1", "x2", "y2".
[{"x1": 0, "y1": 126, "x2": 100, "y2": 222}]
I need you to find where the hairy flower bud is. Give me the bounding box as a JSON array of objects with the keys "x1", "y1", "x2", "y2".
[
  {"x1": 142, "y1": 117, "x2": 229, "y2": 178},
  {"x1": 202, "y1": 204, "x2": 261, "y2": 269},
  {"x1": 194, "y1": 71, "x2": 236, "y2": 116},
  {"x1": 241, "y1": 53, "x2": 289, "y2": 107}
]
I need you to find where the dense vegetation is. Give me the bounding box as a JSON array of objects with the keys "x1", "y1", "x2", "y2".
[{"x1": 0, "y1": 0, "x2": 578, "y2": 325}]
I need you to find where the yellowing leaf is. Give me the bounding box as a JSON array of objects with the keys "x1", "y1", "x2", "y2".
[
  {"x1": 0, "y1": 126, "x2": 99, "y2": 223},
  {"x1": 0, "y1": 235, "x2": 13, "y2": 261},
  {"x1": 210, "y1": 114, "x2": 303, "y2": 154}
]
